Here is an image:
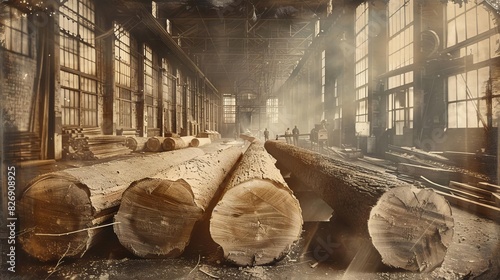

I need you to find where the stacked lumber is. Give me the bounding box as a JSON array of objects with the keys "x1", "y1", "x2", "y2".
[
  {"x1": 3, "y1": 131, "x2": 41, "y2": 161},
  {"x1": 162, "y1": 136, "x2": 194, "y2": 151},
  {"x1": 114, "y1": 146, "x2": 243, "y2": 258},
  {"x1": 124, "y1": 137, "x2": 149, "y2": 152},
  {"x1": 210, "y1": 143, "x2": 303, "y2": 266},
  {"x1": 264, "y1": 141, "x2": 454, "y2": 272},
  {"x1": 19, "y1": 147, "x2": 206, "y2": 261},
  {"x1": 62, "y1": 128, "x2": 130, "y2": 160}
]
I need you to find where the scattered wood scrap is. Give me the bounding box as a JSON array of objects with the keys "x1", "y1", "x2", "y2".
[
  {"x1": 420, "y1": 176, "x2": 500, "y2": 222},
  {"x1": 397, "y1": 163, "x2": 457, "y2": 186},
  {"x1": 264, "y1": 140, "x2": 454, "y2": 272}
]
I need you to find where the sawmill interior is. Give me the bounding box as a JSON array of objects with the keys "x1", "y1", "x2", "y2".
[{"x1": 1, "y1": 0, "x2": 500, "y2": 279}]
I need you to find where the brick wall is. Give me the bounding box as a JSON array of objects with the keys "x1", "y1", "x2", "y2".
[{"x1": 1, "y1": 52, "x2": 37, "y2": 132}]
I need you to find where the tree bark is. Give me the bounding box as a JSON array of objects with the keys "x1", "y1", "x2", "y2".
[
  {"x1": 190, "y1": 137, "x2": 211, "y2": 147},
  {"x1": 264, "y1": 140, "x2": 454, "y2": 272},
  {"x1": 162, "y1": 136, "x2": 194, "y2": 151},
  {"x1": 210, "y1": 143, "x2": 303, "y2": 266},
  {"x1": 114, "y1": 146, "x2": 242, "y2": 258},
  {"x1": 18, "y1": 148, "x2": 205, "y2": 261}
]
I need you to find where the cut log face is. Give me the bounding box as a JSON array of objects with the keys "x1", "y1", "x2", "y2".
[
  {"x1": 210, "y1": 179, "x2": 303, "y2": 266},
  {"x1": 114, "y1": 146, "x2": 243, "y2": 258},
  {"x1": 263, "y1": 140, "x2": 454, "y2": 272},
  {"x1": 146, "y1": 137, "x2": 167, "y2": 152},
  {"x1": 125, "y1": 137, "x2": 148, "y2": 152},
  {"x1": 19, "y1": 176, "x2": 93, "y2": 261},
  {"x1": 19, "y1": 148, "x2": 205, "y2": 261},
  {"x1": 210, "y1": 144, "x2": 303, "y2": 266},
  {"x1": 114, "y1": 179, "x2": 202, "y2": 258},
  {"x1": 162, "y1": 136, "x2": 194, "y2": 151},
  {"x1": 368, "y1": 187, "x2": 454, "y2": 272},
  {"x1": 190, "y1": 137, "x2": 211, "y2": 147}
]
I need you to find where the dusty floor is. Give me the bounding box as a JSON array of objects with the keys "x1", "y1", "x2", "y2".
[{"x1": 2, "y1": 140, "x2": 500, "y2": 279}]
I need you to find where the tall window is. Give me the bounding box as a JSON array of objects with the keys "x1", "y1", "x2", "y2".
[
  {"x1": 1, "y1": 6, "x2": 30, "y2": 56},
  {"x1": 387, "y1": 0, "x2": 414, "y2": 134},
  {"x1": 446, "y1": 1, "x2": 499, "y2": 128},
  {"x1": 176, "y1": 70, "x2": 184, "y2": 131},
  {"x1": 59, "y1": 0, "x2": 98, "y2": 127},
  {"x1": 333, "y1": 79, "x2": 342, "y2": 129},
  {"x1": 321, "y1": 50, "x2": 326, "y2": 120},
  {"x1": 267, "y1": 98, "x2": 279, "y2": 124},
  {"x1": 388, "y1": 0, "x2": 414, "y2": 71},
  {"x1": 355, "y1": 3, "x2": 369, "y2": 124},
  {"x1": 162, "y1": 58, "x2": 174, "y2": 132},
  {"x1": 144, "y1": 45, "x2": 158, "y2": 129},
  {"x1": 447, "y1": 2, "x2": 494, "y2": 47},
  {"x1": 152, "y1": 1, "x2": 158, "y2": 18},
  {"x1": 223, "y1": 95, "x2": 236, "y2": 123},
  {"x1": 114, "y1": 23, "x2": 133, "y2": 128},
  {"x1": 388, "y1": 88, "x2": 414, "y2": 135}
]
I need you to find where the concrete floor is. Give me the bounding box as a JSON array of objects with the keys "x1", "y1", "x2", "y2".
[{"x1": 2, "y1": 140, "x2": 500, "y2": 279}]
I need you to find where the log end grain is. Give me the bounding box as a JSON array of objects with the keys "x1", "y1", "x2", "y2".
[
  {"x1": 114, "y1": 178, "x2": 202, "y2": 258},
  {"x1": 191, "y1": 137, "x2": 211, "y2": 147},
  {"x1": 19, "y1": 175, "x2": 94, "y2": 261},
  {"x1": 210, "y1": 179, "x2": 303, "y2": 266},
  {"x1": 368, "y1": 187, "x2": 454, "y2": 272},
  {"x1": 146, "y1": 137, "x2": 164, "y2": 152}
]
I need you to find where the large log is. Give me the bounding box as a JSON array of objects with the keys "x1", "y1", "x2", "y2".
[
  {"x1": 113, "y1": 146, "x2": 242, "y2": 258},
  {"x1": 210, "y1": 143, "x2": 303, "y2": 266},
  {"x1": 146, "y1": 136, "x2": 167, "y2": 152},
  {"x1": 264, "y1": 141, "x2": 454, "y2": 272},
  {"x1": 162, "y1": 136, "x2": 194, "y2": 151},
  {"x1": 125, "y1": 137, "x2": 149, "y2": 152},
  {"x1": 190, "y1": 137, "x2": 211, "y2": 147},
  {"x1": 18, "y1": 148, "x2": 205, "y2": 261}
]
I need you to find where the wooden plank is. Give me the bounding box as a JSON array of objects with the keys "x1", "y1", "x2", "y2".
[
  {"x1": 477, "y1": 182, "x2": 500, "y2": 193},
  {"x1": 449, "y1": 181, "x2": 493, "y2": 200},
  {"x1": 397, "y1": 163, "x2": 457, "y2": 186},
  {"x1": 433, "y1": 190, "x2": 500, "y2": 222}
]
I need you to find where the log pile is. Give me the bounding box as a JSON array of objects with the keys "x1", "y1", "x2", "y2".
[
  {"x1": 264, "y1": 140, "x2": 454, "y2": 272},
  {"x1": 18, "y1": 147, "x2": 205, "y2": 261},
  {"x1": 62, "y1": 128, "x2": 130, "y2": 160},
  {"x1": 114, "y1": 146, "x2": 243, "y2": 258},
  {"x1": 3, "y1": 131, "x2": 41, "y2": 161},
  {"x1": 210, "y1": 143, "x2": 303, "y2": 266}
]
